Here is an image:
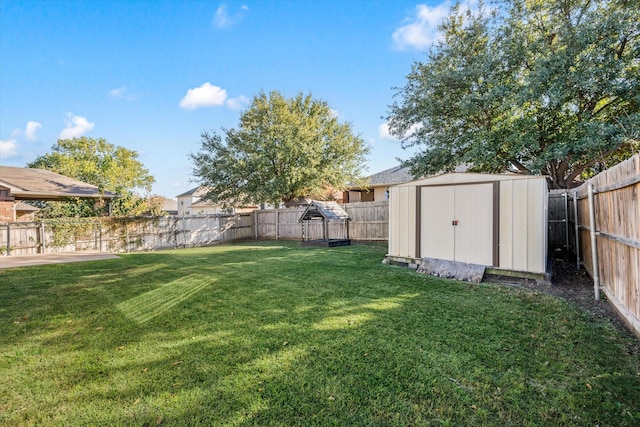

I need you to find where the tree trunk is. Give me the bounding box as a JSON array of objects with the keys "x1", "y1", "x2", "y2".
[{"x1": 546, "y1": 160, "x2": 570, "y2": 189}]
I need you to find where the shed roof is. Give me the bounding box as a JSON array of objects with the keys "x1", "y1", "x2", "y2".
[
  {"x1": 393, "y1": 172, "x2": 547, "y2": 187},
  {"x1": 299, "y1": 201, "x2": 350, "y2": 222},
  {"x1": 0, "y1": 166, "x2": 116, "y2": 200}
]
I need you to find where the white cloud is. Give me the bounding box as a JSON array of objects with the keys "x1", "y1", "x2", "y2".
[
  {"x1": 109, "y1": 85, "x2": 141, "y2": 101},
  {"x1": 5, "y1": 120, "x2": 42, "y2": 141},
  {"x1": 378, "y1": 122, "x2": 396, "y2": 140},
  {"x1": 392, "y1": 3, "x2": 451, "y2": 50},
  {"x1": 379, "y1": 121, "x2": 423, "y2": 140},
  {"x1": 0, "y1": 139, "x2": 18, "y2": 158},
  {"x1": 59, "y1": 113, "x2": 95, "y2": 139},
  {"x1": 24, "y1": 121, "x2": 42, "y2": 140},
  {"x1": 179, "y1": 82, "x2": 228, "y2": 110},
  {"x1": 213, "y1": 3, "x2": 249, "y2": 28},
  {"x1": 226, "y1": 95, "x2": 249, "y2": 111}
]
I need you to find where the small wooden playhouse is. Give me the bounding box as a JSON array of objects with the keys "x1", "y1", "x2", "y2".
[
  {"x1": 387, "y1": 173, "x2": 548, "y2": 277},
  {"x1": 299, "y1": 201, "x2": 351, "y2": 247}
]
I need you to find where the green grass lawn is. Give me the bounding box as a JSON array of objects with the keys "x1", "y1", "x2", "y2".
[{"x1": 1, "y1": 241, "x2": 639, "y2": 426}]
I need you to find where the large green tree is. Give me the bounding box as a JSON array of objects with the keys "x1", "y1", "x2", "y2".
[
  {"x1": 190, "y1": 91, "x2": 369, "y2": 207},
  {"x1": 28, "y1": 137, "x2": 155, "y2": 216},
  {"x1": 387, "y1": 0, "x2": 639, "y2": 188}
]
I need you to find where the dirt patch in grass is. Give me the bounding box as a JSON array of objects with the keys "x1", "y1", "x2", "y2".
[
  {"x1": 486, "y1": 246, "x2": 639, "y2": 348},
  {"x1": 528, "y1": 248, "x2": 640, "y2": 352}
]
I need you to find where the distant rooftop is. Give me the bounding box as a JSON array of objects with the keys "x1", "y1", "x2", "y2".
[
  {"x1": 367, "y1": 165, "x2": 415, "y2": 186},
  {"x1": 0, "y1": 166, "x2": 116, "y2": 200},
  {"x1": 176, "y1": 186, "x2": 209, "y2": 198}
]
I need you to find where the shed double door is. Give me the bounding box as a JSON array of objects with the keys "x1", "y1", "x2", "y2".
[{"x1": 420, "y1": 183, "x2": 494, "y2": 266}]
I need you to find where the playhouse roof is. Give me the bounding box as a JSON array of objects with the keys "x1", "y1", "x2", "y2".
[{"x1": 299, "y1": 200, "x2": 349, "y2": 222}]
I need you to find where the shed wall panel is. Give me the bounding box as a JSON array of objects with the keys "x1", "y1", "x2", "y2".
[
  {"x1": 389, "y1": 188, "x2": 398, "y2": 255},
  {"x1": 389, "y1": 186, "x2": 416, "y2": 258},
  {"x1": 511, "y1": 179, "x2": 529, "y2": 272},
  {"x1": 499, "y1": 180, "x2": 514, "y2": 270},
  {"x1": 408, "y1": 186, "x2": 416, "y2": 257},
  {"x1": 526, "y1": 180, "x2": 547, "y2": 273}
]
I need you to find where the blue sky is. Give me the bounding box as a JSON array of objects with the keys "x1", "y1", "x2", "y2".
[{"x1": 1, "y1": 0, "x2": 458, "y2": 198}]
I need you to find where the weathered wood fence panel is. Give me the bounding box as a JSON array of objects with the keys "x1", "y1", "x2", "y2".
[
  {"x1": 254, "y1": 201, "x2": 389, "y2": 241},
  {"x1": 344, "y1": 201, "x2": 389, "y2": 241},
  {"x1": 0, "y1": 214, "x2": 254, "y2": 256},
  {"x1": 0, "y1": 201, "x2": 389, "y2": 256},
  {"x1": 559, "y1": 154, "x2": 640, "y2": 338}
]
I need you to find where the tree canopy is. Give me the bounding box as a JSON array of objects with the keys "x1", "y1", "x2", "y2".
[
  {"x1": 190, "y1": 91, "x2": 369, "y2": 207},
  {"x1": 28, "y1": 137, "x2": 155, "y2": 216},
  {"x1": 387, "y1": 0, "x2": 639, "y2": 188}
]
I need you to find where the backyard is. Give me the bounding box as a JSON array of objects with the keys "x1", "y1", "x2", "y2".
[{"x1": 1, "y1": 241, "x2": 639, "y2": 426}]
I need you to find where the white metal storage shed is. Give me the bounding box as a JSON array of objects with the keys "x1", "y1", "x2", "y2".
[{"x1": 387, "y1": 173, "x2": 548, "y2": 275}]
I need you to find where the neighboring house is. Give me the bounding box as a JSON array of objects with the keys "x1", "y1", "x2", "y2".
[
  {"x1": 345, "y1": 165, "x2": 415, "y2": 203},
  {"x1": 0, "y1": 166, "x2": 116, "y2": 222},
  {"x1": 176, "y1": 186, "x2": 258, "y2": 215},
  {"x1": 346, "y1": 164, "x2": 471, "y2": 203},
  {"x1": 15, "y1": 202, "x2": 39, "y2": 222},
  {"x1": 141, "y1": 196, "x2": 179, "y2": 216},
  {"x1": 284, "y1": 197, "x2": 313, "y2": 208},
  {"x1": 159, "y1": 197, "x2": 178, "y2": 215}
]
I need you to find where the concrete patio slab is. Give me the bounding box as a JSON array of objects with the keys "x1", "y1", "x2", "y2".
[{"x1": 0, "y1": 252, "x2": 120, "y2": 269}]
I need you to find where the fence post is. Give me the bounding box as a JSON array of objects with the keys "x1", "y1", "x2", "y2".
[
  {"x1": 563, "y1": 191, "x2": 569, "y2": 248},
  {"x1": 182, "y1": 216, "x2": 187, "y2": 248},
  {"x1": 40, "y1": 221, "x2": 47, "y2": 254},
  {"x1": 587, "y1": 183, "x2": 600, "y2": 301},
  {"x1": 254, "y1": 211, "x2": 258, "y2": 240},
  {"x1": 123, "y1": 219, "x2": 130, "y2": 253},
  {"x1": 6, "y1": 223, "x2": 10, "y2": 256},
  {"x1": 93, "y1": 221, "x2": 98, "y2": 250},
  {"x1": 572, "y1": 191, "x2": 580, "y2": 270},
  {"x1": 276, "y1": 210, "x2": 279, "y2": 240}
]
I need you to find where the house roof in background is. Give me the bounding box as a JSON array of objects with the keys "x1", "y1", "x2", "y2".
[
  {"x1": 15, "y1": 202, "x2": 39, "y2": 212},
  {"x1": 190, "y1": 198, "x2": 218, "y2": 208},
  {"x1": 176, "y1": 186, "x2": 209, "y2": 198},
  {"x1": 367, "y1": 165, "x2": 415, "y2": 187},
  {"x1": 0, "y1": 166, "x2": 116, "y2": 200},
  {"x1": 284, "y1": 197, "x2": 312, "y2": 208}
]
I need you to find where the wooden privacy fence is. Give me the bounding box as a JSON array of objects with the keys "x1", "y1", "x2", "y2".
[
  {"x1": 551, "y1": 154, "x2": 640, "y2": 338},
  {"x1": 253, "y1": 201, "x2": 389, "y2": 241},
  {"x1": 0, "y1": 201, "x2": 389, "y2": 256},
  {"x1": 0, "y1": 214, "x2": 254, "y2": 256}
]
